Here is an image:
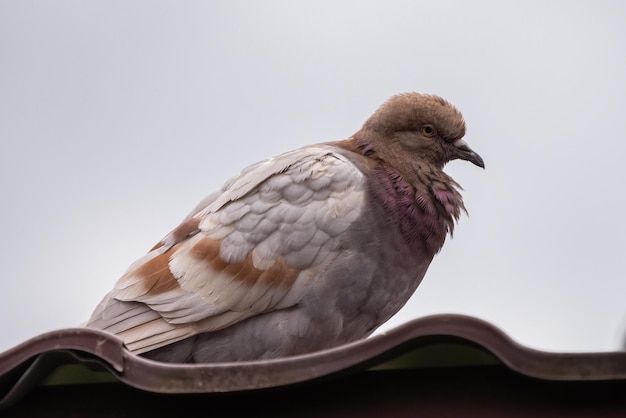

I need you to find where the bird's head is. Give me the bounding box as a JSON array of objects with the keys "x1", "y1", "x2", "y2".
[{"x1": 358, "y1": 92, "x2": 484, "y2": 170}]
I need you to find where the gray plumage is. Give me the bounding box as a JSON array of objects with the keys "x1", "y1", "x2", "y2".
[{"x1": 85, "y1": 92, "x2": 484, "y2": 363}]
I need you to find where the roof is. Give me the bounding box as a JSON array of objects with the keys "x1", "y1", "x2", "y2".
[{"x1": 1, "y1": 314, "x2": 625, "y2": 416}]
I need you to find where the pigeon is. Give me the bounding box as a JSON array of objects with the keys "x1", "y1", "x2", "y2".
[{"x1": 86, "y1": 92, "x2": 484, "y2": 363}]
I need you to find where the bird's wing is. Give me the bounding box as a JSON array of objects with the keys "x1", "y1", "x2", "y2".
[{"x1": 87, "y1": 145, "x2": 366, "y2": 353}]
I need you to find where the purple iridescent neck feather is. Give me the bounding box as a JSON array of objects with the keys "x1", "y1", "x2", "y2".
[{"x1": 356, "y1": 140, "x2": 465, "y2": 257}]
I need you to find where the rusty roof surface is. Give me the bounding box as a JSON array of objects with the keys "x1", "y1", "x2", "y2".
[{"x1": 1, "y1": 314, "x2": 625, "y2": 411}]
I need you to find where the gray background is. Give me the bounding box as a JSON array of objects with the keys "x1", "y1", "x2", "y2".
[{"x1": 1, "y1": 1, "x2": 625, "y2": 353}]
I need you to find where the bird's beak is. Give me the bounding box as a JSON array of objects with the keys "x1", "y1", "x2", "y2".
[{"x1": 452, "y1": 138, "x2": 485, "y2": 169}]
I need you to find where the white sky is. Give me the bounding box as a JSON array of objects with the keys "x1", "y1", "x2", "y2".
[{"x1": 1, "y1": 1, "x2": 625, "y2": 353}]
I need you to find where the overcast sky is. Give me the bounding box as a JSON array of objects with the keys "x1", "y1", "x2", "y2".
[{"x1": 1, "y1": 1, "x2": 625, "y2": 354}]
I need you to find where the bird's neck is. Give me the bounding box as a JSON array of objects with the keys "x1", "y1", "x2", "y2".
[
  {"x1": 373, "y1": 165, "x2": 452, "y2": 257},
  {"x1": 336, "y1": 137, "x2": 464, "y2": 257}
]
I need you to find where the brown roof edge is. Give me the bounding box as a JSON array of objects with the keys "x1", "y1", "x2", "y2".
[{"x1": 1, "y1": 314, "x2": 625, "y2": 409}]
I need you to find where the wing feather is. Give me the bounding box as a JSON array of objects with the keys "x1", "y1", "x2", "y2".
[{"x1": 86, "y1": 145, "x2": 366, "y2": 353}]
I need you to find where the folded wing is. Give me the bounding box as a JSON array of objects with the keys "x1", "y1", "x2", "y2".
[{"x1": 86, "y1": 146, "x2": 366, "y2": 353}]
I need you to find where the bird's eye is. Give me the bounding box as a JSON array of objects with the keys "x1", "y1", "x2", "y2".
[{"x1": 421, "y1": 124, "x2": 436, "y2": 137}]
